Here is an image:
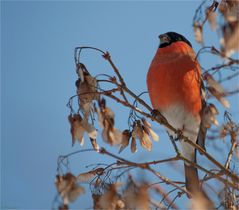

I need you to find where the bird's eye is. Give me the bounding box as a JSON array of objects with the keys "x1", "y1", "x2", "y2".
[{"x1": 159, "y1": 35, "x2": 170, "y2": 44}]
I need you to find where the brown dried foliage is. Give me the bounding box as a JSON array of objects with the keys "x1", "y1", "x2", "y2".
[{"x1": 54, "y1": 1, "x2": 239, "y2": 209}]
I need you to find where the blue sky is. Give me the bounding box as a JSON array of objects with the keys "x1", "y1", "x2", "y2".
[{"x1": 1, "y1": 1, "x2": 238, "y2": 209}]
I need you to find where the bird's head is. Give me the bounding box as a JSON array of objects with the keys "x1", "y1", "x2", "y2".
[{"x1": 159, "y1": 32, "x2": 192, "y2": 48}]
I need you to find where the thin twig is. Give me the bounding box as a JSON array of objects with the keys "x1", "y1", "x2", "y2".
[
  {"x1": 225, "y1": 135, "x2": 238, "y2": 170},
  {"x1": 98, "y1": 79, "x2": 239, "y2": 184},
  {"x1": 99, "y1": 147, "x2": 191, "y2": 197},
  {"x1": 153, "y1": 184, "x2": 179, "y2": 209}
]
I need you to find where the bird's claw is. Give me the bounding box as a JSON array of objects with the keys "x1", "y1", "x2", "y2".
[
  {"x1": 176, "y1": 129, "x2": 184, "y2": 141},
  {"x1": 151, "y1": 109, "x2": 167, "y2": 124}
]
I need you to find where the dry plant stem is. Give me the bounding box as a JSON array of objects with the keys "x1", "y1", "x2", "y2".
[
  {"x1": 226, "y1": 88, "x2": 239, "y2": 97},
  {"x1": 150, "y1": 199, "x2": 167, "y2": 210},
  {"x1": 109, "y1": 150, "x2": 231, "y2": 188},
  {"x1": 193, "y1": 0, "x2": 218, "y2": 31},
  {"x1": 180, "y1": 155, "x2": 237, "y2": 189},
  {"x1": 147, "y1": 166, "x2": 190, "y2": 197},
  {"x1": 75, "y1": 46, "x2": 238, "y2": 186},
  {"x1": 142, "y1": 157, "x2": 180, "y2": 166},
  {"x1": 183, "y1": 139, "x2": 238, "y2": 183},
  {"x1": 210, "y1": 46, "x2": 239, "y2": 64},
  {"x1": 196, "y1": 46, "x2": 239, "y2": 65},
  {"x1": 103, "y1": 53, "x2": 155, "y2": 113},
  {"x1": 225, "y1": 139, "x2": 237, "y2": 170},
  {"x1": 103, "y1": 90, "x2": 239, "y2": 187},
  {"x1": 219, "y1": 72, "x2": 239, "y2": 83},
  {"x1": 103, "y1": 52, "x2": 126, "y2": 87},
  {"x1": 207, "y1": 61, "x2": 234, "y2": 72},
  {"x1": 100, "y1": 148, "x2": 192, "y2": 197},
  {"x1": 103, "y1": 52, "x2": 129, "y2": 103},
  {"x1": 153, "y1": 184, "x2": 179, "y2": 209},
  {"x1": 101, "y1": 55, "x2": 239, "y2": 184},
  {"x1": 116, "y1": 157, "x2": 180, "y2": 169},
  {"x1": 100, "y1": 148, "x2": 147, "y2": 168}
]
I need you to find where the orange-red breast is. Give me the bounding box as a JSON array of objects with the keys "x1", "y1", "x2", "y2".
[{"x1": 147, "y1": 32, "x2": 206, "y2": 196}]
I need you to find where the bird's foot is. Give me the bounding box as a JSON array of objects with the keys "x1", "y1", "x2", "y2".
[
  {"x1": 176, "y1": 127, "x2": 184, "y2": 141},
  {"x1": 168, "y1": 133, "x2": 181, "y2": 155},
  {"x1": 151, "y1": 109, "x2": 167, "y2": 124},
  {"x1": 168, "y1": 134, "x2": 179, "y2": 142}
]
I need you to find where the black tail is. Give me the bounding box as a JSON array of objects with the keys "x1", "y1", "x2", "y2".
[
  {"x1": 184, "y1": 163, "x2": 200, "y2": 197},
  {"x1": 184, "y1": 163, "x2": 214, "y2": 208}
]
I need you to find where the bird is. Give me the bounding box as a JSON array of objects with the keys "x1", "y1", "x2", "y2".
[{"x1": 147, "y1": 32, "x2": 207, "y2": 197}]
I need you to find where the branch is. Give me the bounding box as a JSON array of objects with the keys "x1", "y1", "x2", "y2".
[
  {"x1": 225, "y1": 132, "x2": 238, "y2": 170},
  {"x1": 99, "y1": 147, "x2": 191, "y2": 197},
  {"x1": 98, "y1": 51, "x2": 239, "y2": 184}
]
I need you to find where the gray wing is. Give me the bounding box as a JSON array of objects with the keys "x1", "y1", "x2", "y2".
[{"x1": 197, "y1": 77, "x2": 207, "y2": 152}]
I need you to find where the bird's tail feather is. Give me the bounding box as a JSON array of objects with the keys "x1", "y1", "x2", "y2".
[{"x1": 184, "y1": 163, "x2": 200, "y2": 197}]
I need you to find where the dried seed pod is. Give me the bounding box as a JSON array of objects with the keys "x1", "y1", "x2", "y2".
[
  {"x1": 55, "y1": 173, "x2": 85, "y2": 205},
  {"x1": 83, "y1": 122, "x2": 98, "y2": 139},
  {"x1": 97, "y1": 99, "x2": 115, "y2": 128},
  {"x1": 97, "y1": 98, "x2": 122, "y2": 146},
  {"x1": 76, "y1": 63, "x2": 87, "y2": 82},
  {"x1": 221, "y1": 23, "x2": 239, "y2": 56},
  {"x1": 204, "y1": 73, "x2": 225, "y2": 94},
  {"x1": 140, "y1": 131, "x2": 152, "y2": 151},
  {"x1": 68, "y1": 114, "x2": 85, "y2": 146},
  {"x1": 208, "y1": 11, "x2": 217, "y2": 31},
  {"x1": 201, "y1": 103, "x2": 219, "y2": 128},
  {"x1": 142, "y1": 118, "x2": 159, "y2": 141},
  {"x1": 132, "y1": 120, "x2": 143, "y2": 140},
  {"x1": 208, "y1": 87, "x2": 230, "y2": 108},
  {"x1": 76, "y1": 71, "x2": 99, "y2": 117},
  {"x1": 220, "y1": 124, "x2": 228, "y2": 139},
  {"x1": 204, "y1": 73, "x2": 230, "y2": 108},
  {"x1": 132, "y1": 120, "x2": 153, "y2": 151},
  {"x1": 92, "y1": 193, "x2": 101, "y2": 210},
  {"x1": 68, "y1": 114, "x2": 98, "y2": 146},
  {"x1": 131, "y1": 137, "x2": 137, "y2": 153},
  {"x1": 189, "y1": 192, "x2": 214, "y2": 210},
  {"x1": 77, "y1": 168, "x2": 104, "y2": 182},
  {"x1": 98, "y1": 184, "x2": 122, "y2": 210},
  {"x1": 193, "y1": 22, "x2": 203, "y2": 44},
  {"x1": 123, "y1": 178, "x2": 150, "y2": 210},
  {"x1": 119, "y1": 130, "x2": 131, "y2": 153},
  {"x1": 90, "y1": 138, "x2": 100, "y2": 151}
]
